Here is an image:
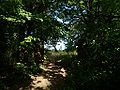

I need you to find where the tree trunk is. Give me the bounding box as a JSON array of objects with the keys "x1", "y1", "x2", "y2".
[
  {"x1": 34, "y1": 40, "x2": 44, "y2": 65},
  {"x1": 77, "y1": 39, "x2": 87, "y2": 63},
  {"x1": 40, "y1": 40, "x2": 44, "y2": 62},
  {"x1": 53, "y1": 45, "x2": 58, "y2": 52}
]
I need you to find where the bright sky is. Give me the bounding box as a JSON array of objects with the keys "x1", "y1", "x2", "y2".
[
  {"x1": 45, "y1": 16, "x2": 68, "y2": 50},
  {"x1": 45, "y1": 41, "x2": 66, "y2": 50},
  {"x1": 56, "y1": 41, "x2": 66, "y2": 50},
  {"x1": 55, "y1": 16, "x2": 69, "y2": 24}
]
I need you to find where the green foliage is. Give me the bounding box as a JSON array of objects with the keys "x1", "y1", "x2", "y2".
[
  {"x1": 48, "y1": 0, "x2": 120, "y2": 89},
  {"x1": 16, "y1": 62, "x2": 42, "y2": 75},
  {"x1": 1, "y1": 0, "x2": 120, "y2": 89},
  {"x1": 20, "y1": 36, "x2": 37, "y2": 46}
]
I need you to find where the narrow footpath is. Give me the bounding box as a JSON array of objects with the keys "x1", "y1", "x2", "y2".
[{"x1": 26, "y1": 61, "x2": 67, "y2": 90}]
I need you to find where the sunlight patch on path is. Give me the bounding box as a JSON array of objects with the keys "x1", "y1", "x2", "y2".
[
  {"x1": 30, "y1": 75, "x2": 51, "y2": 90},
  {"x1": 27, "y1": 62, "x2": 67, "y2": 90},
  {"x1": 46, "y1": 63, "x2": 67, "y2": 78},
  {"x1": 59, "y1": 68, "x2": 67, "y2": 77}
]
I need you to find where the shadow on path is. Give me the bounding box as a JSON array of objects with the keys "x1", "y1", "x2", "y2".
[
  {"x1": 28, "y1": 61, "x2": 67, "y2": 90},
  {"x1": 0, "y1": 53, "x2": 68, "y2": 90}
]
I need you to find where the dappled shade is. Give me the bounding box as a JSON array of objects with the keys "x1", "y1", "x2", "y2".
[{"x1": 1, "y1": 0, "x2": 120, "y2": 90}]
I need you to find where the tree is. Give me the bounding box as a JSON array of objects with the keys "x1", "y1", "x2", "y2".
[
  {"x1": 0, "y1": 0, "x2": 64, "y2": 67},
  {"x1": 50, "y1": 0, "x2": 120, "y2": 89}
]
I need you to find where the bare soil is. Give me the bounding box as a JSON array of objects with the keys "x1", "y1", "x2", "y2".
[{"x1": 22, "y1": 61, "x2": 67, "y2": 90}]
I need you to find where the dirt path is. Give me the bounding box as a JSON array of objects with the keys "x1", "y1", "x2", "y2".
[{"x1": 26, "y1": 61, "x2": 67, "y2": 90}]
